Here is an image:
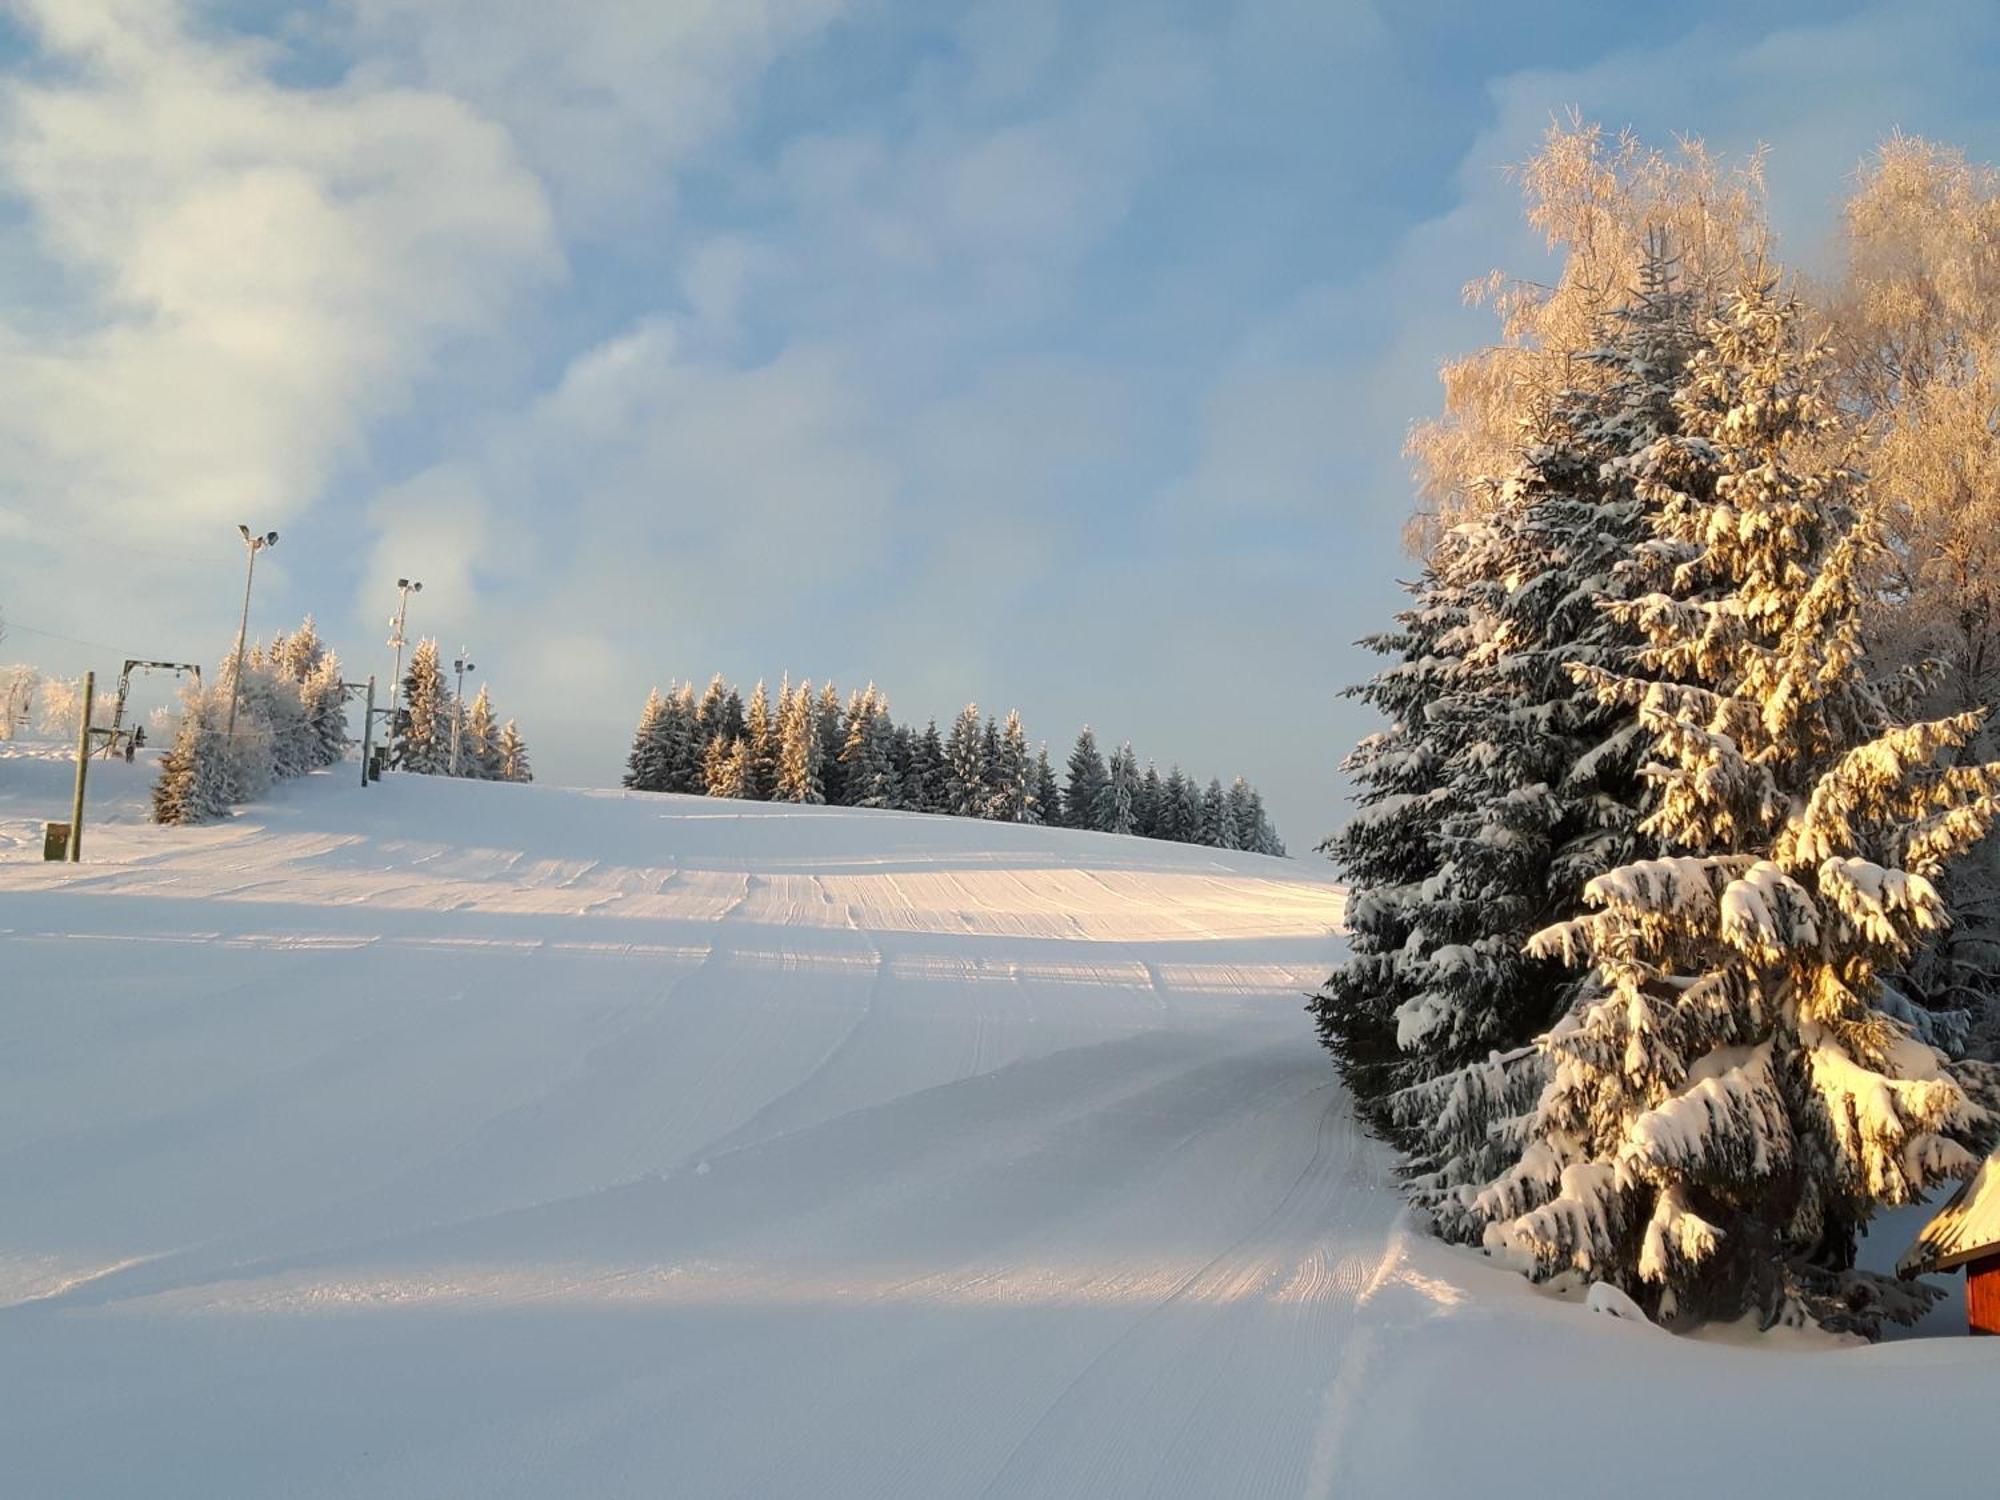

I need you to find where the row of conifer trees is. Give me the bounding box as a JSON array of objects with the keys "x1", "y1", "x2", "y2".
[
  {"x1": 152, "y1": 625, "x2": 532, "y2": 824},
  {"x1": 390, "y1": 637, "x2": 532, "y2": 784},
  {"x1": 624, "y1": 676, "x2": 1284, "y2": 854},
  {"x1": 152, "y1": 618, "x2": 351, "y2": 824}
]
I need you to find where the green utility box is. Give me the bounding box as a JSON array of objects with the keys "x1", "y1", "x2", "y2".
[{"x1": 43, "y1": 822, "x2": 71, "y2": 861}]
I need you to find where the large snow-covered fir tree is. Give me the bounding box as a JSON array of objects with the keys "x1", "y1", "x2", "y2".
[
  {"x1": 1158, "y1": 768, "x2": 1192, "y2": 842},
  {"x1": 1096, "y1": 743, "x2": 1138, "y2": 835},
  {"x1": 625, "y1": 688, "x2": 674, "y2": 792},
  {"x1": 946, "y1": 705, "x2": 987, "y2": 817},
  {"x1": 694, "y1": 676, "x2": 730, "y2": 751},
  {"x1": 1318, "y1": 248, "x2": 1697, "y2": 1151},
  {"x1": 743, "y1": 681, "x2": 778, "y2": 801},
  {"x1": 267, "y1": 617, "x2": 348, "y2": 771},
  {"x1": 496, "y1": 720, "x2": 532, "y2": 784},
  {"x1": 300, "y1": 654, "x2": 349, "y2": 770},
  {"x1": 776, "y1": 679, "x2": 827, "y2": 804},
  {"x1": 912, "y1": 718, "x2": 947, "y2": 813},
  {"x1": 394, "y1": 639, "x2": 453, "y2": 776},
  {"x1": 816, "y1": 683, "x2": 847, "y2": 805},
  {"x1": 1463, "y1": 277, "x2": 2000, "y2": 1334},
  {"x1": 991, "y1": 710, "x2": 1033, "y2": 822},
  {"x1": 229, "y1": 642, "x2": 314, "y2": 783},
  {"x1": 151, "y1": 685, "x2": 237, "y2": 825},
  {"x1": 704, "y1": 733, "x2": 745, "y2": 798},
  {"x1": 837, "y1": 687, "x2": 899, "y2": 809},
  {"x1": 1064, "y1": 728, "x2": 1108, "y2": 830},
  {"x1": 1199, "y1": 778, "x2": 1227, "y2": 846},
  {"x1": 462, "y1": 685, "x2": 501, "y2": 780},
  {"x1": 1033, "y1": 745, "x2": 1061, "y2": 826}
]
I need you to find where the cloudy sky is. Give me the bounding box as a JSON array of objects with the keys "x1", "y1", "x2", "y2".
[{"x1": 3, "y1": 0, "x2": 1999, "y2": 845}]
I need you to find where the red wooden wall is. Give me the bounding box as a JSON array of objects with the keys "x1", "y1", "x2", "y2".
[{"x1": 1969, "y1": 1252, "x2": 2000, "y2": 1336}]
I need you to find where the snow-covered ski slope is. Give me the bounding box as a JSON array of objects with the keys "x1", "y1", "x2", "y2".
[{"x1": 1, "y1": 750, "x2": 1992, "y2": 1498}]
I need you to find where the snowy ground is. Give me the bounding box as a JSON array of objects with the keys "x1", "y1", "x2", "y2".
[{"x1": 1, "y1": 747, "x2": 1992, "y2": 1498}]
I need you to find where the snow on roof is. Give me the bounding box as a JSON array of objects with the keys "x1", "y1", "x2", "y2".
[{"x1": 1900, "y1": 1155, "x2": 2000, "y2": 1276}]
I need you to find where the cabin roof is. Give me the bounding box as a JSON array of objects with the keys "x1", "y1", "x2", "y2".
[{"x1": 1900, "y1": 1155, "x2": 2000, "y2": 1277}]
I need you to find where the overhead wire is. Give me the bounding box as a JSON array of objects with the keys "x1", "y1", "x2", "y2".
[{"x1": 0, "y1": 617, "x2": 128, "y2": 653}]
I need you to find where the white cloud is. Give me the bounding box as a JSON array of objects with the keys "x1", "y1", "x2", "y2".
[
  {"x1": 364, "y1": 318, "x2": 897, "y2": 732},
  {"x1": 344, "y1": 0, "x2": 852, "y2": 227},
  {"x1": 0, "y1": 0, "x2": 556, "y2": 581}
]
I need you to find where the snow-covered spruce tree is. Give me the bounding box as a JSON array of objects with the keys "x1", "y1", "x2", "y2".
[
  {"x1": 776, "y1": 679, "x2": 827, "y2": 804},
  {"x1": 1156, "y1": 767, "x2": 1186, "y2": 841},
  {"x1": 301, "y1": 654, "x2": 349, "y2": 769},
  {"x1": 1467, "y1": 277, "x2": 2000, "y2": 1334},
  {"x1": 1249, "y1": 791, "x2": 1285, "y2": 856},
  {"x1": 1224, "y1": 777, "x2": 1257, "y2": 851},
  {"x1": 694, "y1": 675, "x2": 729, "y2": 754},
  {"x1": 1168, "y1": 770, "x2": 1202, "y2": 844},
  {"x1": 1227, "y1": 780, "x2": 1284, "y2": 856},
  {"x1": 978, "y1": 716, "x2": 1001, "y2": 809},
  {"x1": 1323, "y1": 255, "x2": 1698, "y2": 1157},
  {"x1": 816, "y1": 683, "x2": 847, "y2": 805},
  {"x1": 837, "y1": 686, "x2": 876, "y2": 802},
  {"x1": 702, "y1": 733, "x2": 739, "y2": 797},
  {"x1": 912, "y1": 719, "x2": 948, "y2": 813},
  {"x1": 395, "y1": 639, "x2": 453, "y2": 775},
  {"x1": 463, "y1": 685, "x2": 501, "y2": 780},
  {"x1": 269, "y1": 618, "x2": 346, "y2": 771},
  {"x1": 227, "y1": 646, "x2": 313, "y2": 784},
  {"x1": 889, "y1": 723, "x2": 920, "y2": 811},
  {"x1": 1199, "y1": 778, "x2": 1227, "y2": 846},
  {"x1": 1031, "y1": 743, "x2": 1058, "y2": 826},
  {"x1": 1132, "y1": 764, "x2": 1160, "y2": 837},
  {"x1": 742, "y1": 681, "x2": 777, "y2": 800},
  {"x1": 1311, "y1": 540, "x2": 1485, "y2": 1124},
  {"x1": 850, "y1": 703, "x2": 900, "y2": 808},
  {"x1": 1065, "y1": 728, "x2": 1108, "y2": 830},
  {"x1": 1095, "y1": 743, "x2": 1138, "y2": 835},
  {"x1": 625, "y1": 688, "x2": 674, "y2": 791},
  {"x1": 992, "y1": 710, "x2": 1032, "y2": 821},
  {"x1": 946, "y1": 705, "x2": 987, "y2": 817},
  {"x1": 151, "y1": 686, "x2": 236, "y2": 825},
  {"x1": 496, "y1": 720, "x2": 532, "y2": 783},
  {"x1": 275, "y1": 616, "x2": 326, "y2": 683},
  {"x1": 667, "y1": 683, "x2": 703, "y2": 792}
]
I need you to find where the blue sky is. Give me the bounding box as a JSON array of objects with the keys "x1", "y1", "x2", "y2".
[{"x1": 3, "y1": 0, "x2": 1999, "y2": 844}]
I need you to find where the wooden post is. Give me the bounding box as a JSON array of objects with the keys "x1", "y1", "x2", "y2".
[
  {"x1": 69, "y1": 670, "x2": 94, "y2": 863},
  {"x1": 360, "y1": 675, "x2": 377, "y2": 788}
]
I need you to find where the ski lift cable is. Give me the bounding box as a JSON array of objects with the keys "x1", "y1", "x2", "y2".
[{"x1": 1, "y1": 617, "x2": 127, "y2": 653}]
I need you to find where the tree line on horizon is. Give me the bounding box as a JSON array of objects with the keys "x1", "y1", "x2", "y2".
[
  {"x1": 623, "y1": 674, "x2": 1284, "y2": 854},
  {"x1": 1319, "y1": 125, "x2": 2000, "y2": 1339}
]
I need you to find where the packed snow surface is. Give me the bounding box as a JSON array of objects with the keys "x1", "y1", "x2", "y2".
[{"x1": 1, "y1": 749, "x2": 1991, "y2": 1498}]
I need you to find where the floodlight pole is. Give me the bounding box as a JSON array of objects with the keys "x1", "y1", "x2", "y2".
[
  {"x1": 450, "y1": 647, "x2": 475, "y2": 776},
  {"x1": 386, "y1": 578, "x2": 422, "y2": 759},
  {"x1": 225, "y1": 525, "x2": 278, "y2": 740}
]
